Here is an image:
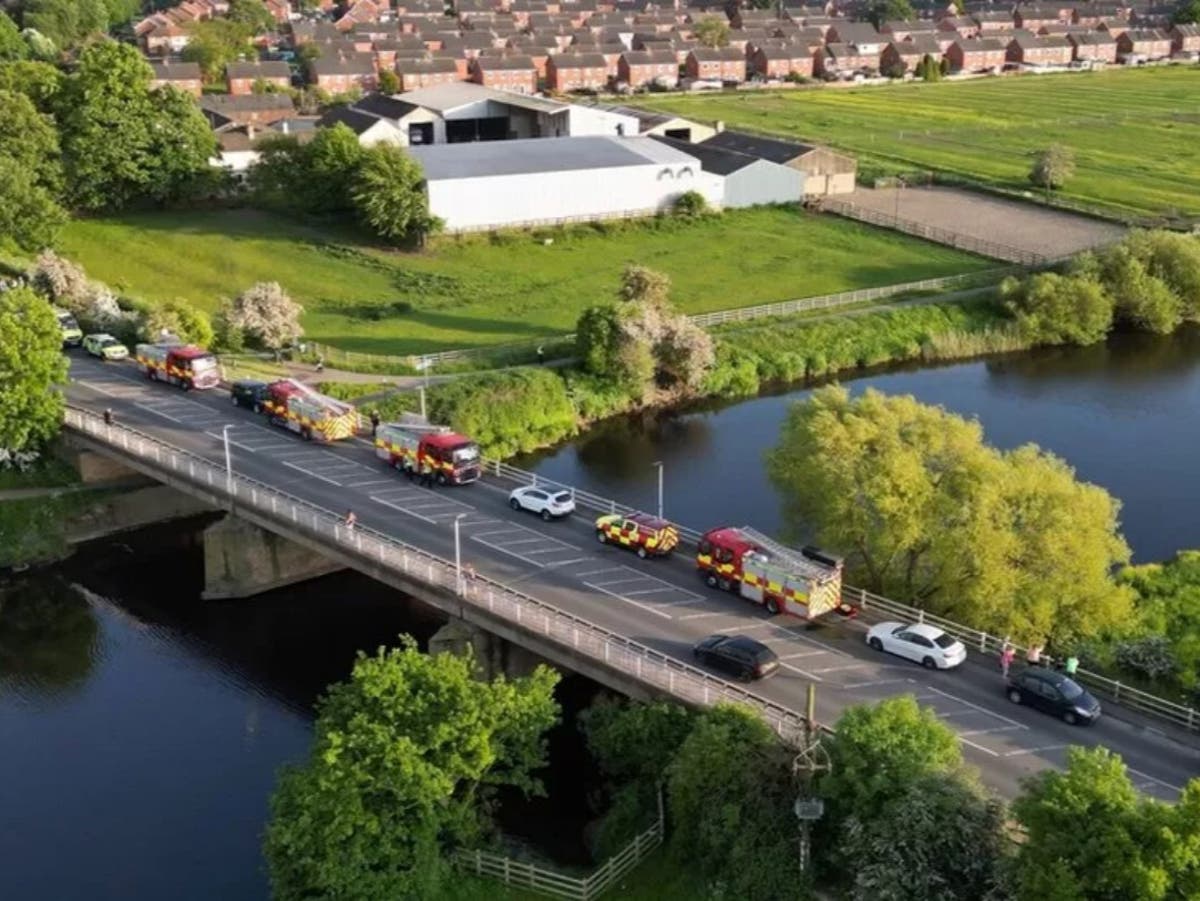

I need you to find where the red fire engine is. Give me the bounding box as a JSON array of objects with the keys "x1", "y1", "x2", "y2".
[
  {"x1": 260, "y1": 379, "x2": 358, "y2": 442},
  {"x1": 697, "y1": 526, "x2": 844, "y2": 620},
  {"x1": 374, "y1": 415, "x2": 482, "y2": 485},
  {"x1": 135, "y1": 342, "x2": 220, "y2": 390}
]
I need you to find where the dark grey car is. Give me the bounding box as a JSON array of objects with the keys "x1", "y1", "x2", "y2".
[
  {"x1": 1006, "y1": 667, "x2": 1101, "y2": 725},
  {"x1": 693, "y1": 634, "x2": 780, "y2": 682},
  {"x1": 230, "y1": 379, "x2": 269, "y2": 412}
]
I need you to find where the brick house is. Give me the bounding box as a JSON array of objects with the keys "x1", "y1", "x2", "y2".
[
  {"x1": 617, "y1": 49, "x2": 679, "y2": 87},
  {"x1": 396, "y1": 56, "x2": 462, "y2": 90},
  {"x1": 1068, "y1": 30, "x2": 1119, "y2": 61},
  {"x1": 825, "y1": 21, "x2": 885, "y2": 53},
  {"x1": 469, "y1": 55, "x2": 539, "y2": 92},
  {"x1": 226, "y1": 60, "x2": 292, "y2": 95},
  {"x1": 1169, "y1": 23, "x2": 1200, "y2": 53},
  {"x1": 750, "y1": 42, "x2": 816, "y2": 78},
  {"x1": 937, "y1": 15, "x2": 979, "y2": 38},
  {"x1": 684, "y1": 46, "x2": 747, "y2": 81},
  {"x1": 149, "y1": 60, "x2": 203, "y2": 96},
  {"x1": 546, "y1": 52, "x2": 610, "y2": 90},
  {"x1": 1117, "y1": 28, "x2": 1171, "y2": 59},
  {"x1": 880, "y1": 19, "x2": 937, "y2": 40},
  {"x1": 143, "y1": 21, "x2": 191, "y2": 55},
  {"x1": 310, "y1": 54, "x2": 379, "y2": 92},
  {"x1": 814, "y1": 42, "x2": 878, "y2": 76},
  {"x1": 1006, "y1": 33, "x2": 1073, "y2": 64},
  {"x1": 973, "y1": 10, "x2": 1014, "y2": 34},
  {"x1": 945, "y1": 36, "x2": 1007, "y2": 71},
  {"x1": 1013, "y1": 4, "x2": 1068, "y2": 30},
  {"x1": 199, "y1": 93, "x2": 296, "y2": 126},
  {"x1": 880, "y1": 34, "x2": 944, "y2": 73}
]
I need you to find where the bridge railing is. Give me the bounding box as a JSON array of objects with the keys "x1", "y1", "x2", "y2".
[
  {"x1": 485, "y1": 458, "x2": 1200, "y2": 734},
  {"x1": 63, "y1": 406, "x2": 814, "y2": 745}
]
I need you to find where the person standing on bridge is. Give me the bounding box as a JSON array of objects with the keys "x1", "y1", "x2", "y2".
[
  {"x1": 102, "y1": 408, "x2": 113, "y2": 426},
  {"x1": 369, "y1": 410, "x2": 380, "y2": 437},
  {"x1": 344, "y1": 510, "x2": 357, "y2": 530},
  {"x1": 1026, "y1": 642, "x2": 1044, "y2": 667},
  {"x1": 1000, "y1": 642, "x2": 1015, "y2": 679}
]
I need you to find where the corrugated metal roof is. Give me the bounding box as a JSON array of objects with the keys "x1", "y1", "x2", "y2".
[
  {"x1": 410, "y1": 135, "x2": 699, "y2": 180},
  {"x1": 397, "y1": 81, "x2": 567, "y2": 114}
]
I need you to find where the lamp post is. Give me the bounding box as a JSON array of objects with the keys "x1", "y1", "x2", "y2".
[
  {"x1": 651, "y1": 460, "x2": 663, "y2": 520},
  {"x1": 454, "y1": 513, "x2": 466, "y2": 596},
  {"x1": 222, "y1": 424, "x2": 233, "y2": 497}
]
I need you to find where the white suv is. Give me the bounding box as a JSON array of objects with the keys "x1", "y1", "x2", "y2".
[{"x1": 509, "y1": 486, "x2": 575, "y2": 521}]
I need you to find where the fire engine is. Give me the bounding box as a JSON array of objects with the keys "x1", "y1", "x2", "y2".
[
  {"x1": 697, "y1": 526, "x2": 843, "y2": 619},
  {"x1": 374, "y1": 414, "x2": 481, "y2": 485},
  {"x1": 595, "y1": 512, "x2": 679, "y2": 558},
  {"x1": 261, "y1": 379, "x2": 358, "y2": 442},
  {"x1": 135, "y1": 342, "x2": 220, "y2": 390}
]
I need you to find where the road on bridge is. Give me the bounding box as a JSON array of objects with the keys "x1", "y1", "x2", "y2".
[{"x1": 66, "y1": 355, "x2": 1200, "y2": 802}]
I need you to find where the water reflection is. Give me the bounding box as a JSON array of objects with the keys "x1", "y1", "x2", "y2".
[{"x1": 0, "y1": 576, "x2": 99, "y2": 700}]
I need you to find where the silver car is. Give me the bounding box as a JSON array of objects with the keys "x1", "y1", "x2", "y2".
[{"x1": 508, "y1": 486, "x2": 575, "y2": 521}]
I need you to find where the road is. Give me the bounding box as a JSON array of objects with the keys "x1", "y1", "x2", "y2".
[{"x1": 66, "y1": 354, "x2": 1200, "y2": 802}]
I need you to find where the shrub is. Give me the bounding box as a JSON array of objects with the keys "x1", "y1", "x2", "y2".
[
  {"x1": 1114, "y1": 636, "x2": 1177, "y2": 681},
  {"x1": 672, "y1": 190, "x2": 709, "y2": 218},
  {"x1": 1005, "y1": 271, "x2": 1113, "y2": 346},
  {"x1": 141, "y1": 298, "x2": 214, "y2": 347}
]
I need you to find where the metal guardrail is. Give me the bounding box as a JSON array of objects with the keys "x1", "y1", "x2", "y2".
[
  {"x1": 62, "y1": 406, "x2": 813, "y2": 746},
  {"x1": 484, "y1": 458, "x2": 1200, "y2": 735},
  {"x1": 456, "y1": 803, "x2": 663, "y2": 900}
]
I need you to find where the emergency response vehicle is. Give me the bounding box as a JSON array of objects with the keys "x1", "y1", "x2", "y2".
[
  {"x1": 55, "y1": 309, "x2": 83, "y2": 347},
  {"x1": 261, "y1": 379, "x2": 358, "y2": 442},
  {"x1": 374, "y1": 414, "x2": 481, "y2": 485},
  {"x1": 697, "y1": 526, "x2": 843, "y2": 619},
  {"x1": 595, "y1": 512, "x2": 679, "y2": 558},
  {"x1": 135, "y1": 342, "x2": 220, "y2": 390}
]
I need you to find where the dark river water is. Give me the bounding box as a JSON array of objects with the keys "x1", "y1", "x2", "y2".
[{"x1": 2, "y1": 328, "x2": 1199, "y2": 900}]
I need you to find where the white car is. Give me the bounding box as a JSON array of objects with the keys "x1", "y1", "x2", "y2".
[
  {"x1": 866, "y1": 622, "x2": 967, "y2": 670},
  {"x1": 508, "y1": 486, "x2": 575, "y2": 521}
]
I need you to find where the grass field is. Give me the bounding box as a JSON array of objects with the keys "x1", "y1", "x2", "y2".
[
  {"x1": 58, "y1": 206, "x2": 988, "y2": 355},
  {"x1": 636, "y1": 67, "x2": 1200, "y2": 219}
]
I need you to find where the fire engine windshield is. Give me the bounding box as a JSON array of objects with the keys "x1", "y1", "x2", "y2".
[
  {"x1": 191, "y1": 355, "x2": 218, "y2": 373},
  {"x1": 451, "y1": 444, "x2": 480, "y2": 464}
]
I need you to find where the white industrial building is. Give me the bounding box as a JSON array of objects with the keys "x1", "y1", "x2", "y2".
[
  {"x1": 409, "y1": 136, "x2": 723, "y2": 231},
  {"x1": 651, "y1": 136, "x2": 805, "y2": 208}
]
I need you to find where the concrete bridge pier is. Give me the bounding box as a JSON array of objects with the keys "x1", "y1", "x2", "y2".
[
  {"x1": 202, "y1": 514, "x2": 344, "y2": 600},
  {"x1": 430, "y1": 618, "x2": 548, "y2": 681}
]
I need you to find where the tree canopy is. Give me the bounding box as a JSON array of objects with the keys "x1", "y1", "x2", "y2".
[
  {"x1": 868, "y1": 0, "x2": 915, "y2": 27},
  {"x1": 768, "y1": 386, "x2": 1132, "y2": 643},
  {"x1": 352, "y1": 143, "x2": 435, "y2": 244},
  {"x1": 0, "y1": 11, "x2": 29, "y2": 60},
  {"x1": 1003, "y1": 270, "x2": 1113, "y2": 346},
  {"x1": 142, "y1": 298, "x2": 214, "y2": 346},
  {"x1": 181, "y1": 18, "x2": 254, "y2": 82},
  {"x1": 0, "y1": 287, "x2": 68, "y2": 453},
  {"x1": 1174, "y1": 0, "x2": 1200, "y2": 23},
  {"x1": 693, "y1": 15, "x2": 730, "y2": 48},
  {"x1": 264, "y1": 637, "x2": 560, "y2": 901},
  {"x1": 0, "y1": 158, "x2": 65, "y2": 252},
  {"x1": 224, "y1": 282, "x2": 303, "y2": 350},
  {"x1": 1029, "y1": 143, "x2": 1076, "y2": 192},
  {"x1": 0, "y1": 59, "x2": 64, "y2": 110}
]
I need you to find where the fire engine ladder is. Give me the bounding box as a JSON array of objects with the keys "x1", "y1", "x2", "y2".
[
  {"x1": 281, "y1": 378, "x2": 352, "y2": 415},
  {"x1": 737, "y1": 526, "x2": 831, "y2": 581},
  {"x1": 392, "y1": 412, "x2": 452, "y2": 435}
]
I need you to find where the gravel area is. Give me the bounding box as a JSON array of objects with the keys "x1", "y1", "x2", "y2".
[{"x1": 847, "y1": 186, "x2": 1127, "y2": 258}]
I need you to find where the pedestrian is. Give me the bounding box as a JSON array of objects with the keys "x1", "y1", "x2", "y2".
[
  {"x1": 420, "y1": 458, "x2": 434, "y2": 487},
  {"x1": 536, "y1": 344, "x2": 545, "y2": 365},
  {"x1": 1000, "y1": 642, "x2": 1015, "y2": 679},
  {"x1": 369, "y1": 410, "x2": 380, "y2": 437},
  {"x1": 315, "y1": 355, "x2": 325, "y2": 373},
  {"x1": 1064, "y1": 653, "x2": 1079, "y2": 676},
  {"x1": 344, "y1": 510, "x2": 357, "y2": 529},
  {"x1": 1026, "y1": 642, "x2": 1044, "y2": 666},
  {"x1": 464, "y1": 563, "x2": 476, "y2": 581},
  {"x1": 102, "y1": 408, "x2": 113, "y2": 425}
]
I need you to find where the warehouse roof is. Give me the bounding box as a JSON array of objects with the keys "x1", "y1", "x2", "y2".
[
  {"x1": 410, "y1": 135, "x2": 699, "y2": 180},
  {"x1": 398, "y1": 81, "x2": 566, "y2": 115},
  {"x1": 701, "y1": 129, "x2": 815, "y2": 163},
  {"x1": 650, "y1": 135, "x2": 759, "y2": 175}
]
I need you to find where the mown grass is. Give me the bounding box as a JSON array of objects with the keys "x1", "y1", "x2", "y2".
[
  {"x1": 57, "y1": 206, "x2": 988, "y2": 356},
  {"x1": 635, "y1": 67, "x2": 1200, "y2": 219}
]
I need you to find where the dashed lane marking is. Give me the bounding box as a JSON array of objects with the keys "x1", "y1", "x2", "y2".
[
  {"x1": 678, "y1": 610, "x2": 735, "y2": 621},
  {"x1": 779, "y1": 662, "x2": 823, "y2": 682},
  {"x1": 843, "y1": 678, "x2": 912, "y2": 690},
  {"x1": 282, "y1": 461, "x2": 341, "y2": 486},
  {"x1": 1003, "y1": 744, "x2": 1067, "y2": 758},
  {"x1": 779, "y1": 651, "x2": 826, "y2": 660},
  {"x1": 923, "y1": 685, "x2": 1026, "y2": 730},
  {"x1": 134, "y1": 402, "x2": 184, "y2": 423},
  {"x1": 1126, "y1": 767, "x2": 1184, "y2": 793},
  {"x1": 958, "y1": 726, "x2": 1023, "y2": 737},
  {"x1": 958, "y1": 737, "x2": 1000, "y2": 758},
  {"x1": 582, "y1": 581, "x2": 674, "y2": 620},
  {"x1": 371, "y1": 496, "x2": 434, "y2": 525}
]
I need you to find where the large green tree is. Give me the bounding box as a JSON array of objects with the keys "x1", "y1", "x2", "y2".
[
  {"x1": 181, "y1": 18, "x2": 253, "y2": 83},
  {"x1": 1116, "y1": 551, "x2": 1200, "y2": 692},
  {"x1": 0, "y1": 11, "x2": 29, "y2": 60},
  {"x1": 23, "y1": 0, "x2": 107, "y2": 49},
  {"x1": 767, "y1": 386, "x2": 1132, "y2": 642},
  {"x1": 0, "y1": 59, "x2": 64, "y2": 110},
  {"x1": 0, "y1": 158, "x2": 66, "y2": 252},
  {"x1": 57, "y1": 41, "x2": 216, "y2": 210},
  {"x1": 0, "y1": 88, "x2": 63, "y2": 194},
  {"x1": 868, "y1": 0, "x2": 915, "y2": 27},
  {"x1": 1012, "y1": 747, "x2": 1200, "y2": 900},
  {"x1": 264, "y1": 637, "x2": 560, "y2": 901},
  {"x1": 353, "y1": 143, "x2": 435, "y2": 244},
  {"x1": 1003, "y1": 271, "x2": 1113, "y2": 346},
  {"x1": 0, "y1": 287, "x2": 68, "y2": 453},
  {"x1": 302, "y1": 122, "x2": 364, "y2": 214},
  {"x1": 1029, "y1": 143, "x2": 1076, "y2": 193},
  {"x1": 226, "y1": 0, "x2": 275, "y2": 34}
]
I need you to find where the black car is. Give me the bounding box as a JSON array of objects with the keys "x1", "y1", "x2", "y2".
[
  {"x1": 230, "y1": 379, "x2": 269, "y2": 412},
  {"x1": 693, "y1": 634, "x2": 780, "y2": 682},
  {"x1": 1006, "y1": 667, "x2": 1101, "y2": 725}
]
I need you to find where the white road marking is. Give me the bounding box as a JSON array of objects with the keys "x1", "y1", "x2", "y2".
[
  {"x1": 811, "y1": 663, "x2": 870, "y2": 675},
  {"x1": 923, "y1": 686, "x2": 1026, "y2": 730},
  {"x1": 134, "y1": 403, "x2": 184, "y2": 423},
  {"x1": 780, "y1": 651, "x2": 826, "y2": 660},
  {"x1": 958, "y1": 726, "x2": 1023, "y2": 737},
  {"x1": 843, "y1": 678, "x2": 912, "y2": 690},
  {"x1": 958, "y1": 737, "x2": 1000, "y2": 758},
  {"x1": 371, "y1": 496, "x2": 434, "y2": 524},
  {"x1": 574, "y1": 567, "x2": 623, "y2": 578},
  {"x1": 545, "y1": 557, "x2": 589, "y2": 568},
  {"x1": 1003, "y1": 744, "x2": 1067, "y2": 758},
  {"x1": 583, "y1": 582, "x2": 673, "y2": 619},
  {"x1": 344, "y1": 479, "x2": 398, "y2": 488},
  {"x1": 282, "y1": 461, "x2": 341, "y2": 486},
  {"x1": 589, "y1": 576, "x2": 653, "y2": 588},
  {"x1": 779, "y1": 662, "x2": 823, "y2": 681},
  {"x1": 1126, "y1": 767, "x2": 1184, "y2": 793},
  {"x1": 678, "y1": 610, "x2": 731, "y2": 621}
]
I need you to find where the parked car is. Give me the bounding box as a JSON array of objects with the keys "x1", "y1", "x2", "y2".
[
  {"x1": 1006, "y1": 667, "x2": 1101, "y2": 725},
  {"x1": 230, "y1": 379, "x2": 269, "y2": 412},
  {"x1": 866, "y1": 622, "x2": 967, "y2": 670},
  {"x1": 82, "y1": 333, "x2": 129, "y2": 361},
  {"x1": 595, "y1": 512, "x2": 679, "y2": 558},
  {"x1": 692, "y1": 634, "x2": 780, "y2": 681},
  {"x1": 509, "y1": 486, "x2": 575, "y2": 520}
]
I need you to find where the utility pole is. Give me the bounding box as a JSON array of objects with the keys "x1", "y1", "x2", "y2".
[
  {"x1": 222, "y1": 424, "x2": 234, "y2": 500},
  {"x1": 792, "y1": 684, "x2": 830, "y2": 876},
  {"x1": 651, "y1": 460, "x2": 664, "y2": 520}
]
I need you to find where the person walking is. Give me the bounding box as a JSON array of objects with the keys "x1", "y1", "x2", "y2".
[
  {"x1": 1000, "y1": 642, "x2": 1016, "y2": 679},
  {"x1": 344, "y1": 510, "x2": 357, "y2": 530},
  {"x1": 102, "y1": 408, "x2": 113, "y2": 425},
  {"x1": 369, "y1": 410, "x2": 380, "y2": 437},
  {"x1": 419, "y1": 457, "x2": 434, "y2": 488},
  {"x1": 536, "y1": 345, "x2": 545, "y2": 365},
  {"x1": 1064, "y1": 653, "x2": 1079, "y2": 676}
]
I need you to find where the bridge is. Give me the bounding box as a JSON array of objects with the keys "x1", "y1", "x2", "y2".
[{"x1": 62, "y1": 355, "x2": 1200, "y2": 801}]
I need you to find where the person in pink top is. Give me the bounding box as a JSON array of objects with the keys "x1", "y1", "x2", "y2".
[{"x1": 1000, "y1": 642, "x2": 1016, "y2": 679}]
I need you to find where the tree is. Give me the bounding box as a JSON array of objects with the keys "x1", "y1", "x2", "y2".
[
  {"x1": 57, "y1": 41, "x2": 216, "y2": 210},
  {"x1": 226, "y1": 0, "x2": 275, "y2": 34},
  {"x1": 30, "y1": 250, "x2": 90, "y2": 309},
  {"x1": 377, "y1": 68, "x2": 400, "y2": 94},
  {"x1": 1010, "y1": 747, "x2": 1200, "y2": 901},
  {"x1": 181, "y1": 18, "x2": 253, "y2": 83},
  {"x1": 302, "y1": 122, "x2": 365, "y2": 213},
  {"x1": 141, "y1": 299, "x2": 214, "y2": 347},
  {"x1": 225, "y1": 282, "x2": 304, "y2": 350},
  {"x1": 352, "y1": 143, "x2": 435, "y2": 243},
  {"x1": 0, "y1": 158, "x2": 66, "y2": 252},
  {"x1": 619, "y1": 264, "x2": 672, "y2": 306},
  {"x1": 1100, "y1": 243, "x2": 1183, "y2": 334},
  {"x1": 0, "y1": 88, "x2": 64, "y2": 195},
  {"x1": 0, "y1": 60, "x2": 64, "y2": 110},
  {"x1": 1029, "y1": 143, "x2": 1076, "y2": 193},
  {"x1": 0, "y1": 11, "x2": 29, "y2": 60},
  {"x1": 23, "y1": 0, "x2": 108, "y2": 50},
  {"x1": 1174, "y1": 0, "x2": 1200, "y2": 23},
  {"x1": 693, "y1": 15, "x2": 730, "y2": 48},
  {"x1": 672, "y1": 189, "x2": 708, "y2": 217},
  {"x1": 264, "y1": 637, "x2": 560, "y2": 901},
  {"x1": 246, "y1": 132, "x2": 306, "y2": 209},
  {"x1": 916, "y1": 54, "x2": 942, "y2": 81},
  {"x1": 1116, "y1": 551, "x2": 1200, "y2": 693},
  {"x1": 667, "y1": 705, "x2": 806, "y2": 901},
  {"x1": 847, "y1": 772, "x2": 1008, "y2": 901},
  {"x1": 767, "y1": 386, "x2": 1133, "y2": 642},
  {"x1": 868, "y1": 0, "x2": 915, "y2": 27},
  {"x1": 0, "y1": 287, "x2": 68, "y2": 453},
  {"x1": 655, "y1": 316, "x2": 715, "y2": 389},
  {"x1": 1004, "y1": 271, "x2": 1114, "y2": 346},
  {"x1": 1120, "y1": 229, "x2": 1200, "y2": 321}
]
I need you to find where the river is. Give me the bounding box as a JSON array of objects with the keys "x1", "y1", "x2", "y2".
[{"x1": 2, "y1": 329, "x2": 1198, "y2": 899}]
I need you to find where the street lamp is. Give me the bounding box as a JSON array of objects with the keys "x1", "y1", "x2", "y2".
[
  {"x1": 454, "y1": 513, "x2": 466, "y2": 596},
  {"x1": 651, "y1": 460, "x2": 664, "y2": 520},
  {"x1": 222, "y1": 424, "x2": 233, "y2": 496}
]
